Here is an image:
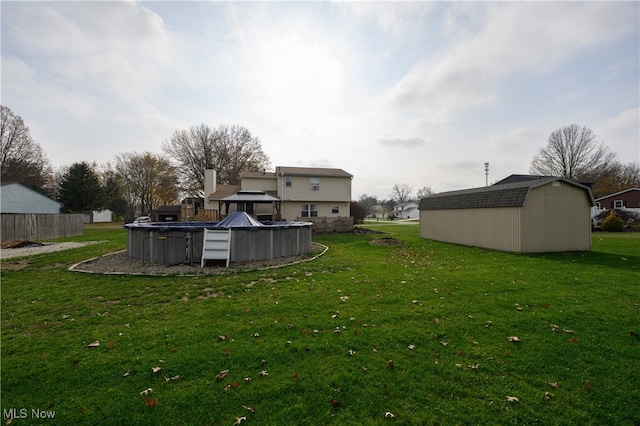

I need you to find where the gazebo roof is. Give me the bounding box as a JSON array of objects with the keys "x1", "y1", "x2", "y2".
[{"x1": 219, "y1": 190, "x2": 280, "y2": 203}]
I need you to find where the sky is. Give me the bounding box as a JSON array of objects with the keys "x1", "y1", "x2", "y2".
[{"x1": 2, "y1": 1, "x2": 639, "y2": 199}]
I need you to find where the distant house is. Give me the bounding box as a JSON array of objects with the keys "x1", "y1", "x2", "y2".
[
  {"x1": 152, "y1": 205, "x2": 182, "y2": 222},
  {"x1": 204, "y1": 166, "x2": 353, "y2": 222},
  {"x1": 371, "y1": 204, "x2": 389, "y2": 219},
  {"x1": 83, "y1": 209, "x2": 113, "y2": 224},
  {"x1": 591, "y1": 187, "x2": 640, "y2": 221},
  {"x1": 0, "y1": 182, "x2": 61, "y2": 214},
  {"x1": 391, "y1": 202, "x2": 419, "y2": 219},
  {"x1": 593, "y1": 188, "x2": 640, "y2": 210},
  {"x1": 419, "y1": 175, "x2": 594, "y2": 253}
]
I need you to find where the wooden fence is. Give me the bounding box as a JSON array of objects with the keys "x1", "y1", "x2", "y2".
[
  {"x1": 1, "y1": 214, "x2": 84, "y2": 241},
  {"x1": 298, "y1": 216, "x2": 353, "y2": 233}
]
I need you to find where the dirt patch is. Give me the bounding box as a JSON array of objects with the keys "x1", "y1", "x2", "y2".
[
  {"x1": 1, "y1": 259, "x2": 30, "y2": 271},
  {"x1": 368, "y1": 237, "x2": 404, "y2": 246}
]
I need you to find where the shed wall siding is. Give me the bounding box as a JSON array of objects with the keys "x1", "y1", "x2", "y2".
[
  {"x1": 420, "y1": 207, "x2": 521, "y2": 252},
  {"x1": 521, "y1": 183, "x2": 591, "y2": 252}
]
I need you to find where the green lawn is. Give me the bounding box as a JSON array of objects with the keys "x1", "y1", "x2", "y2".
[{"x1": 1, "y1": 225, "x2": 638, "y2": 425}]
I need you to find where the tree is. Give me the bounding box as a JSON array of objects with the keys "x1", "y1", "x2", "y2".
[
  {"x1": 390, "y1": 183, "x2": 413, "y2": 204},
  {"x1": 416, "y1": 186, "x2": 435, "y2": 200},
  {"x1": 99, "y1": 163, "x2": 128, "y2": 220},
  {"x1": 357, "y1": 194, "x2": 379, "y2": 217},
  {"x1": 115, "y1": 152, "x2": 179, "y2": 217},
  {"x1": 591, "y1": 161, "x2": 640, "y2": 199},
  {"x1": 530, "y1": 124, "x2": 616, "y2": 179},
  {"x1": 0, "y1": 105, "x2": 52, "y2": 191},
  {"x1": 162, "y1": 124, "x2": 271, "y2": 196},
  {"x1": 58, "y1": 162, "x2": 104, "y2": 212},
  {"x1": 350, "y1": 201, "x2": 367, "y2": 224}
]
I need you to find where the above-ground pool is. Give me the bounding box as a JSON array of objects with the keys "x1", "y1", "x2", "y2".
[{"x1": 124, "y1": 211, "x2": 313, "y2": 266}]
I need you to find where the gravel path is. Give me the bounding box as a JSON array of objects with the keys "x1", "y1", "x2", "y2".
[{"x1": 1, "y1": 241, "x2": 102, "y2": 259}]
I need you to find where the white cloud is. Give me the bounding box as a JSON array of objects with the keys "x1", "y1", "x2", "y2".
[
  {"x1": 384, "y1": 2, "x2": 639, "y2": 123},
  {"x1": 595, "y1": 108, "x2": 640, "y2": 162},
  {"x1": 335, "y1": 1, "x2": 435, "y2": 37}
]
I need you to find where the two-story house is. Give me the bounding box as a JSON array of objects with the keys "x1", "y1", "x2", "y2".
[{"x1": 205, "y1": 166, "x2": 353, "y2": 221}]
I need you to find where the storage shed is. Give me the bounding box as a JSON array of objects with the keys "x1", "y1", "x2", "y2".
[{"x1": 419, "y1": 176, "x2": 594, "y2": 253}]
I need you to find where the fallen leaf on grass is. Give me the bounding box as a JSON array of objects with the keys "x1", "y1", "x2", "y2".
[
  {"x1": 440, "y1": 341, "x2": 448, "y2": 347},
  {"x1": 407, "y1": 344, "x2": 415, "y2": 350},
  {"x1": 152, "y1": 366, "x2": 162, "y2": 373},
  {"x1": 140, "y1": 388, "x2": 153, "y2": 396},
  {"x1": 543, "y1": 391, "x2": 554, "y2": 400},
  {"x1": 123, "y1": 370, "x2": 130, "y2": 377},
  {"x1": 347, "y1": 349, "x2": 356, "y2": 356},
  {"x1": 507, "y1": 336, "x2": 520, "y2": 342},
  {"x1": 384, "y1": 411, "x2": 395, "y2": 418},
  {"x1": 259, "y1": 370, "x2": 268, "y2": 376},
  {"x1": 216, "y1": 370, "x2": 230, "y2": 380},
  {"x1": 387, "y1": 360, "x2": 394, "y2": 369},
  {"x1": 87, "y1": 341, "x2": 100, "y2": 348},
  {"x1": 505, "y1": 396, "x2": 519, "y2": 402},
  {"x1": 568, "y1": 338, "x2": 580, "y2": 344},
  {"x1": 144, "y1": 397, "x2": 158, "y2": 408},
  {"x1": 234, "y1": 416, "x2": 246, "y2": 425},
  {"x1": 549, "y1": 382, "x2": 559, "y2": 389},
  {"x1": 243, "y1": 405, "x2": 255, "y2": 413}
]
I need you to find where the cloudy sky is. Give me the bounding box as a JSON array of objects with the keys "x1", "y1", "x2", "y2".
[{"x1": 2, "y1": 1, "x2": 638, "y2": 198}]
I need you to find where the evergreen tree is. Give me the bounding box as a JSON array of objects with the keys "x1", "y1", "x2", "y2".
[{"x1": 58, "y1": 162, "x2": 104, "y2": 212}]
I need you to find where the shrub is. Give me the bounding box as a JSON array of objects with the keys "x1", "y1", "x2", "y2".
[{"x1": 601, "y1": 210, "x2": 624, "y2": 232}]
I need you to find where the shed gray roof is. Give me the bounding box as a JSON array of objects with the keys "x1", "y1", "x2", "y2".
[{"x1": 419, "y1": 177, "x2": 594, "y2": 210}]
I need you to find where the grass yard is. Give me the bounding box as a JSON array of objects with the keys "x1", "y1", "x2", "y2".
[{"x1": 1, "y1": 224, "x2": 638, "y2": 425}]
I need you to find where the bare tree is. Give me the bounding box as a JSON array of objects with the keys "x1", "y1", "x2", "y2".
[
  {"x1": 591, "y1": 161, "x2": 640, "y2": 198},
  {"x1": 115, "y1": 152, "x2": 179, "y2": 217},
  {"x1": 530, "y1": 124, "x2": 616, "y2": 179},
  {"x1": 0, "y1": 105, "x2": 52, "y2": 191},
  {"x1": 416, "y1": 186, "x2": 435, "y2": 199},
  {"x1": 162, "y1": 124, "x2": 271, "y2": 196},
  {"x1": 390, "y1": 183, "x2": 413, "y2": 203}
]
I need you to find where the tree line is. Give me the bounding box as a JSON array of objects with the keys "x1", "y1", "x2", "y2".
[
  {"x1": 2, "y1": 104, "x2": 638, "y2": 221},
  {"x1": 0, "y1": 105, "x2": 270, "y2": 220}
]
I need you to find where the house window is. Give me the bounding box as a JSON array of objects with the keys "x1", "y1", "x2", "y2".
[
  {"x1": 613, "y1": 200, "x2": 625, "y2": 209},
  {"x1": 301, "y1": 204, "x2": 317, "y2": 217},
  {"x1": 285, "y1": 177, "x2": 292, "y2": 187},
  {"x1": 310, "y1": 178, "x2": 319, "y2": 190},
  {"x1": 595, "y1": 202, "x2": 601, "y2": 208},
  {"x1": 331, "y1": 205, "x2": 339, "y2": 214}
]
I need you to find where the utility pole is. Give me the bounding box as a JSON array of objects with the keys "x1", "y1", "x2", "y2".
[{"x1": 484, "y1": 162, "x2": 489, "y2": 187}]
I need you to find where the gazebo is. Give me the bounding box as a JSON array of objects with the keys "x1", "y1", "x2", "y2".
[{"x1": 218, "y1": 190, "x2": 281, "y2": 220}]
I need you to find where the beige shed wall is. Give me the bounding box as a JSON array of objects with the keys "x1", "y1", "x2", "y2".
[
  {"x1": 520, "y1": 182, "x2": 592, "y2": 252},
  {"x1": 420, "y1": 207, "x2": 522, "y2": 252}
]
